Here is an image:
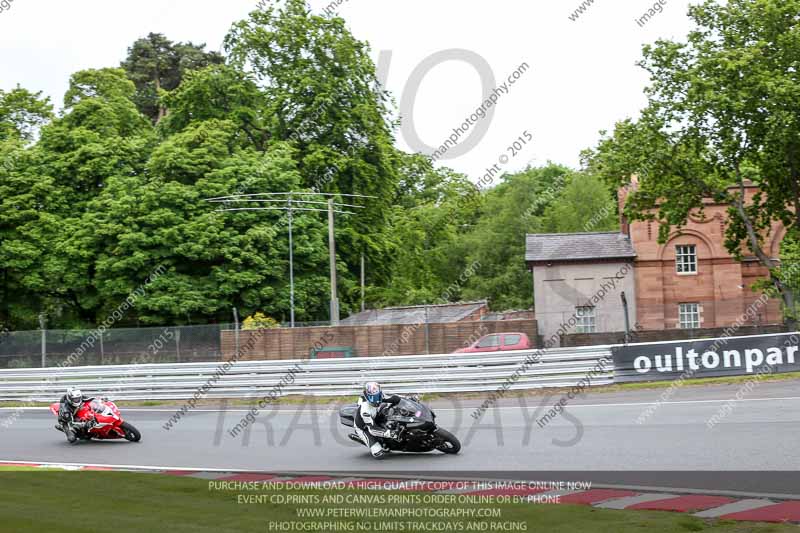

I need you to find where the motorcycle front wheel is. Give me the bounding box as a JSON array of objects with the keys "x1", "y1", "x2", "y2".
[
  {"x1": 121, "y1": 422, "x2": 142, "y2": 442},
  {"x1": 433, "y1": 428, "x2": 461, "y2": 454}
]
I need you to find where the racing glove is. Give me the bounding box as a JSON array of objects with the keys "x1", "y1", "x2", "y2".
[
  {"x1": 382, "y1": 429, "x2": 400, "y2": 440},
  {"x1": 58, "y1": 406, "x2": 72, "y2": 424},
  {"x1": 73, "y1": 418, "x2": 95, "y2": 432},
  {"x1": 367, "y1": 427, "x2": 397, "y2": 439}
]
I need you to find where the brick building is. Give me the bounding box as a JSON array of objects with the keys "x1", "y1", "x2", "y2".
[
  {"x1": 525, "y1": 181, "x2": 785, "y2": 338},
  {"x1": 622, "y1": 181, "x2": 784, "y2": 330}
]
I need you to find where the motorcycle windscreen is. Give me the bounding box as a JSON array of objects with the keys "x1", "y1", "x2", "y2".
[
  {"x1": 90, "y1": 399, "x2": 111, "y2": 415},
  {"x1": 388, "y1": 399, "x2": 434, "y2": 429},
  {"x1": 392, "y1": 399, "x2": 424, "y2": 417}
]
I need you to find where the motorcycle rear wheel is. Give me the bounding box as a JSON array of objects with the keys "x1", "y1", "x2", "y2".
[
  {"x1": 121, "y1": 422, "x2": 142, "y2": 442},
  {"x1": 434, "y1": 428, "x2": 461, "y2": 454}
]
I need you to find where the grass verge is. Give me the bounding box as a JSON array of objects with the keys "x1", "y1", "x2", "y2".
[{"x1": 0, "y1": 469, "x2": 795, "y2": 533}]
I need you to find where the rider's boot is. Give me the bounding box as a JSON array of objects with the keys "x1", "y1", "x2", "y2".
[
  {"x1": 370, "y1": 441, "x2": 387, "y2": 458},
  {"x1": 62, "y1": 422, "x2": 78, "y2": 444}
]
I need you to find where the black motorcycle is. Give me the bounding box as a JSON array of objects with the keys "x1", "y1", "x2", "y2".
[{"x1": 339, "y1": 396, "x2": 461, "y2": 456}]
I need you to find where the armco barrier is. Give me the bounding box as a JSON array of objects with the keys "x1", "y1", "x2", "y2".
[{"x1": 0, "y1": 346, "x2": 612, "y2": 401}]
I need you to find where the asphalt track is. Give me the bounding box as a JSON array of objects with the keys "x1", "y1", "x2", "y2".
[{"x1": 2, "y1": 380, "x2": 799, "y2": 495}]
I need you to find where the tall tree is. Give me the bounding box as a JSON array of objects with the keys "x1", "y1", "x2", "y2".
[
  {"x1": 588, "y1": 0, "x2": 800, "y2": 322},
  {"x1": 374, "y1": 154, "x2": 480, "y2": 306},
  {"x1": 537, "y1": 173, "x2": 618, "y2": 234},
  {"x1": 224, "y1": 0, "x2": 401, "y2": 315},
  {"x1": 0, "y1": 86, "x2": 53, "y2": 143},
  {"x1": 776, "y1": 229, "x2": 800, "y2": 320},
  {"x1": 0, "y1": 89, "x2": 55, "y2": 327},
  {"x1": 76, "y1": 128, "x2": 330, "y2": 325},
  {"x1": 0, "y1": 132, "x2": 57, "y2": 327},
  {"x1": 159, "y1": 64, "x2": 270, "y2": 151},
  {"x1": 30, "y1": 68, "x2": 155, "y2": 326},
  {"x1": 121, "y1": 33, "x2": 224, "y2": 123},
  {"x1": 458, "y1": 164, "x2": 571, "y2": 310},
  {"x1": 38, "y1": 68, "x2": 154, "y2": 207}
]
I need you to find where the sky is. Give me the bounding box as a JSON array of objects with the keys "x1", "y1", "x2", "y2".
[{"x1": 0, "y1": 0, "x2": 697, "y2": 182}]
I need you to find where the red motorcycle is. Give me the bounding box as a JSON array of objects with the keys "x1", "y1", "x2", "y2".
[{"x1": 50, "y1": 398, "x2": 141, "y2": 443}]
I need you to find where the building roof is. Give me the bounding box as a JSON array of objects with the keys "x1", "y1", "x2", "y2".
[
  {"x1": 483, "y1": 309, "x2": 535, "y2": 321},
  {"x1": 525, "y1": 232, "x2": 636, "y2": 263},
  {"x1": 341, "y1": 300, "x2": 488, "y2": 326}
]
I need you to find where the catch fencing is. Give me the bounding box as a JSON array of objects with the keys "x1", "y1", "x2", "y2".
[
  {"x1": 0, "y1": 319, "x2": 539, "y2": 368},
  {"x1": 0, "y1": 324, "x2": 235, "y2": 369}
]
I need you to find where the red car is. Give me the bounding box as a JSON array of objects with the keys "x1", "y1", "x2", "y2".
[{"x1": 454, "y1": 332, "x2": 532, "y2": 353}]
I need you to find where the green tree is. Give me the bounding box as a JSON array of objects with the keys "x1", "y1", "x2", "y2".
[
  {"x1": 224, "y1": 0, "x2": 401, "y2": 315},
  {"x1": 458, "y1": 164, "x2": 571, "y2": 310},
  {"x1": 374, "y1": 155, "x2": 480, "y2": 306},
  {"x1": 28, "y1": 69, "x2": 154, "y2": 326},
  {"x1": 588, "y1": 0, "x2": 800, "y2": 322},
  {"x1": 0, "y1": 87, "x2": 57, "y2": 327},
  {"x1": 775, "y1": 230, "x2": 800, "y2": 320},
  {"x1": 121, "y1": 33, "x2": 224, "y2": 123},
  {"x1": 0, "y1": 137, "x2": 60, "y2": 328},
  {"x1": 160, "y1": 64, "x2": 271, "y2": 151},
  {"x1": 38, "y1": 68, "x2": 154, "y2": 206},
  {"x1": 537, "y1": 172, "x2": 618, "y2": 234},
  {"x1": 0, "y1": 86, "x2": 53, "y2": 142},
  {"x1": 71, "y1": 122, "x2": 331, "y2": 325}
]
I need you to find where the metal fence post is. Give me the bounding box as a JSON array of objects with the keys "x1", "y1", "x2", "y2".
[
  {"x1": 99, "y1": 330, "x2": 105, "y2": 364},
  {"x1": 175, "y1": 328, "x2": 181, "y2": 363},
  {"x1": 233, "y1": 308, "x2": 240, "y2": 361},
  {"x1": 38, "y1": 313, "x2": 46, "y2": 368},
  {"x1": 424, "y1": 305, "x2": 430, "y2": 355},
  {"x1": 621, "y1": 291, "x2": 631, "y2": 345}
]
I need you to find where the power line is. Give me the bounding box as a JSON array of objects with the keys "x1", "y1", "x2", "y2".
[
  {"x1": 205, "y1": 191, "x2": 372, "y2": 327},
  {"x1": 209, "y1": 198, "x2": 365, "y2": 209},
  {"x1": 205, "y1": 191, "x2": 377, "y2": 201}
]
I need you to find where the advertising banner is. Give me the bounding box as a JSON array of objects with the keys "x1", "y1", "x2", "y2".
[{"x1": 613, "y1": 332, "x2": 800, "y2": 383}]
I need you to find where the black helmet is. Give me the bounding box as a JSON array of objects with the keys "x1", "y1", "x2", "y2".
[
  {"x1": 364, "y1": 382, "x2": 383, "y2": 406},
  {"x1": 66, "y1": 388, "x2": 83, "y2": 408}
]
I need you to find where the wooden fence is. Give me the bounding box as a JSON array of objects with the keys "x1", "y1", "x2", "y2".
[{"x1": 221, "y1": 319, "x2": 538, "y2": 361}]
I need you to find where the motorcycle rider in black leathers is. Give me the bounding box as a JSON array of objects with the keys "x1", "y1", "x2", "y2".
[
  {"x1": 354, "y1": 382, "x2": 402, "y2": 458},
  {"x1": 56, "y1": 388, "x2": 96, "y2": 443}
]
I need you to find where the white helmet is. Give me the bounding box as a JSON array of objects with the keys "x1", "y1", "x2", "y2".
[{"x1": 66, "y1": 388, "x2": 83, "y2": 408}]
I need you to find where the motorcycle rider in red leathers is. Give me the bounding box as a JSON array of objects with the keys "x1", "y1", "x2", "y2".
[{"x1": 56, "y1": 388, "x2": 96, "y2": 443}]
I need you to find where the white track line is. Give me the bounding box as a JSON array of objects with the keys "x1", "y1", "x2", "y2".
[
  {"x1": 693, "y1": 498, "x2": 778, "y2": 518},
  {"x1": 565, "y1": 483, "x2": 800, "y2": 502},
  {"x1": 0, "y1": 459, "x2": 273, "y2": 473},
  {"x1": 595, "y1": 493, "x2": 677, "y2": 509}
]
